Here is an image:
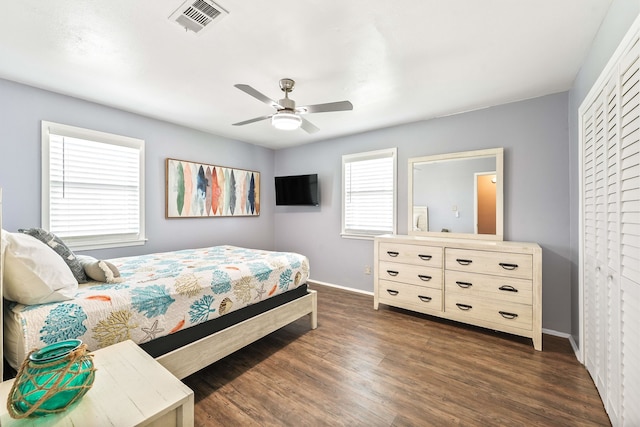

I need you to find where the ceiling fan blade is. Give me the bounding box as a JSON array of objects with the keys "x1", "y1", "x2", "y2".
[
  {"x1": 296, "y1": 100, "x2": 353, "y2": 114},
  {"x1": 300, "y1": 117, "x2": 320, "y2": 134},
  {"x1": 234, "y1": 84, "x2": 281, "y2": 109},
  {"x1": 232, "y1": 115, "x2": 273, "y2": 126}
]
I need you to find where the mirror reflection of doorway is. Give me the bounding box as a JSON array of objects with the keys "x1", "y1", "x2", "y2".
[{"x1": 475, "y1": 172, "x2": 497, "y2": 234}]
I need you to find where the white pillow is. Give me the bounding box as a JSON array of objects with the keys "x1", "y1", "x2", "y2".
[{"x1": 2, "y1": 231, "x2": 78, "y2": 305}]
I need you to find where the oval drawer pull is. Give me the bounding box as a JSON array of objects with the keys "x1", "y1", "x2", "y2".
[
  {"x1": 456, "y1": 281, "x2": 473, "y2": 288},
  {"x1": 455, "y1": 303, "x2": 472, "y2": 311},
  {"x1": 387, "y1": 251, "x2": 399, "y2": 257},
  {"x1": 499, "y1": 311, "x2": 519, "y2": 319},
  {"x1": 418, "y1": 274, "x2": 432, "y2": 281},
  {"x1": 386, "y1": 270, "x2": 399, "y2": 277},
  {"x1": 498, "y1": 285, "x2": 518, "y2": 292},
  {"x1": 418, "y1": 254, "x2": 432, "y2": 261},
  {"x1": 418, "y1": 295, "x2": 432, "y2": 302},
  {"x1": 456, "y1": 259, "x2": 473, "y2": 266},
  {"x1": 499, "y1": 262, "x2": 519, "y2": 270},
  {"x1": 386, "y1": 289, "x2": 399, "y2": 296}
]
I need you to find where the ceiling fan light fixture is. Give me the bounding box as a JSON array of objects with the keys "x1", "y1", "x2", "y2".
[
  {"x1": 233, "y1": 79, "x2": 352, "y2": 134},
  {"x1": 271, "y1": 112, "x2": 302, "y2": 131}
]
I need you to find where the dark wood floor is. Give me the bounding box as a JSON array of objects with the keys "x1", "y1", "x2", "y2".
[{"x1": 183, "y1": 284, "x2": 610, "y2": 426}]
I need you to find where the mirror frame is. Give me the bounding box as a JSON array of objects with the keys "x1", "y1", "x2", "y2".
[{"x1": 408, "y1": 147, "x2": 504, "y2": 241}]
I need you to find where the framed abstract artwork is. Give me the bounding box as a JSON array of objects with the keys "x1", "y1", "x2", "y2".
[{"x1": 166, "y1": 158, "x2": 260, "y2": 218}]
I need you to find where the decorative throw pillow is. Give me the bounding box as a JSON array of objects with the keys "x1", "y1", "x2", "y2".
[
  {"x1": 18, "y1": 228, "x2": 88, "y2": 283},
  {"x1": 75, "y1": 255, "x2": 122, "y2": 283},
  {"x1": 2, "y1": 231, "x2": 78, "y2": 305}
]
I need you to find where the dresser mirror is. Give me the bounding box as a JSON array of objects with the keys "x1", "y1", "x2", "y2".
[{"x1": 408, "y1": 147, "x2": 503, "y2": 240}]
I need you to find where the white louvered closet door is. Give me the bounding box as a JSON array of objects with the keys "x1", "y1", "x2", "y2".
[
  {"x1": 580, "y1": 16, "x2": 640, "y2": 427},
  {"x1": 619, "y1": 35, "x2": 640, "y2": 426},
  {"x1": 583, "y1": 84, "x2": 618, "y2": 419},
  {"x1": 604, "y1": 69, "x2": 621, "y2": 423},
  {"x1": 582, "y1": 98, "x2": 598, "y2": 382}
]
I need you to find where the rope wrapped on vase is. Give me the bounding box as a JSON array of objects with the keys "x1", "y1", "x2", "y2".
[{"x1": 7, "y1": 341, "x2": 96, "y2": 419}]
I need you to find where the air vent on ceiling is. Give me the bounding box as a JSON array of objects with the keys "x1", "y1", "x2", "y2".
[{"x1": 169, "y1": 0, "x2": 228, "y2": 34}]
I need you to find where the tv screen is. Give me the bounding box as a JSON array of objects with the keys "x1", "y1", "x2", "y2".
[{"x1": 275, "y1": 174, "x2": 319, "y2": 206}]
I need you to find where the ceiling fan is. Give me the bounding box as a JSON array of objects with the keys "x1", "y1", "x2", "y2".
[{"x1": 232, "y1": 78, "x2": 353, "y2": 134}]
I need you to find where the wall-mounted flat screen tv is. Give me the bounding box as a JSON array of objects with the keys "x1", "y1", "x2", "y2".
[{"x1": 275, "y1": 174, "x2": 319, "y2": 206}]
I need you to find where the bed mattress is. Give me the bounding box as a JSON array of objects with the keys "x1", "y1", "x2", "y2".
[{"x1": 3, "y1": 245, "x2": 309, "y2": 369}]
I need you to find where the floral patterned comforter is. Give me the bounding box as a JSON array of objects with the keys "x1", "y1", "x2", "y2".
[{"x1": 4, "y1": 245, "x2": 309, "y2": 367}]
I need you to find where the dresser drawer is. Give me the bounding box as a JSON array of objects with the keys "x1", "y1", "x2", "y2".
[
  {"x1": 379, "y1": 242, "x2": 443, "y2": 268},
  {"x1": 445, "y1": 248, "x2": 533, "y2": 279},
  {"x1": 445, "y1": 270, "x2": 533, "y2": 305},
  {"x1": 379, "y1": 261, "x2": 442, "y2": 289},
  {"x1": 378, "y1": 280, "x2": 443, "y2": 312},
  {"x1": 445, "y1": 296, "x2": 532, "y2": 331}
]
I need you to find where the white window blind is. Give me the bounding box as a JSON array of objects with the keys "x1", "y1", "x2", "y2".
[
  {"x1": 342, "y1": 148, "x2": 397, "y2": 238},
  {"x1": 42, "y1": 121, "x2": 145, "y2": 250}
]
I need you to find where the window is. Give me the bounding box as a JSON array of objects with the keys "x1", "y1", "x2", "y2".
[
  {"x1": 342, "y1": 148, "x2": 397, "y2": 238},
  {"x1": 42, "y1": 121, "x2": 145, "y2": 250}
]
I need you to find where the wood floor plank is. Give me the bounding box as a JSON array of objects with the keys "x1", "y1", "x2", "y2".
[{"x1": 183, "y1": 284, "x2": 610, "y2": 426}]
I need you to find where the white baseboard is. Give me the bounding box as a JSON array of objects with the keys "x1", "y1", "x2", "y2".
[
  {"x1": 307, "y1": 279, "x2": 374, "y2": 296},
  {"x1": 541, "y1": 328, "x2": 570, "y2": 339},
  {"x1": 569, "y1": 335, "x2": 582, "y2": 363},
  {"x1": 542, "y1": 328, "x2": 582, "y2": 362}
]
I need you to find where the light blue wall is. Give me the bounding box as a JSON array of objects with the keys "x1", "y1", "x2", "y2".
[
  {"x1": 0, "y1": 78, "x2": 276, "y2": 259},
  {"x1": 274, "y1": 92, "x2": 571, "y2": 333},
  {"x1": 568, "y1": 0, "x2": 640, "y2": 345}
]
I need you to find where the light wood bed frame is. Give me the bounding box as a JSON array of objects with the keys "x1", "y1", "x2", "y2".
[
  {"x1": 158, "y1": 290, "x2": 317, "y2": 379},
  {"x1": 0, "y1": 189, "x2": 318, "y2": 380}
]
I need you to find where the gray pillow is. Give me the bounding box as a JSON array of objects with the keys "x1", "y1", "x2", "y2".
[
  {"x1": 76, "y1": 255, "x2": 122, "y2": 283},
  {"x1": 19, "y1": 228, "x2": 88, "y2": 283}
]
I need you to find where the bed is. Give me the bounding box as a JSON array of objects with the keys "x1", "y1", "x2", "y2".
[{"x1": 0, "y1": 195, "x2": 317, "y2": 380}]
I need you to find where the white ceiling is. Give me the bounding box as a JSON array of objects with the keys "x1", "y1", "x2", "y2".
[{"x1": 0, "y1": 0, "x2": 612, "y2": 150}]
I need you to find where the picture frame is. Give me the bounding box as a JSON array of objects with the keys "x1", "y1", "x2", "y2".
[{"x1": 166, "y1": 158, "x2": 260, "y2": 218}]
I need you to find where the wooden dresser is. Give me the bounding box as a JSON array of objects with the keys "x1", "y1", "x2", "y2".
[{"x1": 374, "y1": 235, "x2": 542, "y2": 350}]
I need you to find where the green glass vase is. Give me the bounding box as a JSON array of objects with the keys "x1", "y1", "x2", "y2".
[{"x1": 8, "y1": 339, "x2": 96, "y2": 418}]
